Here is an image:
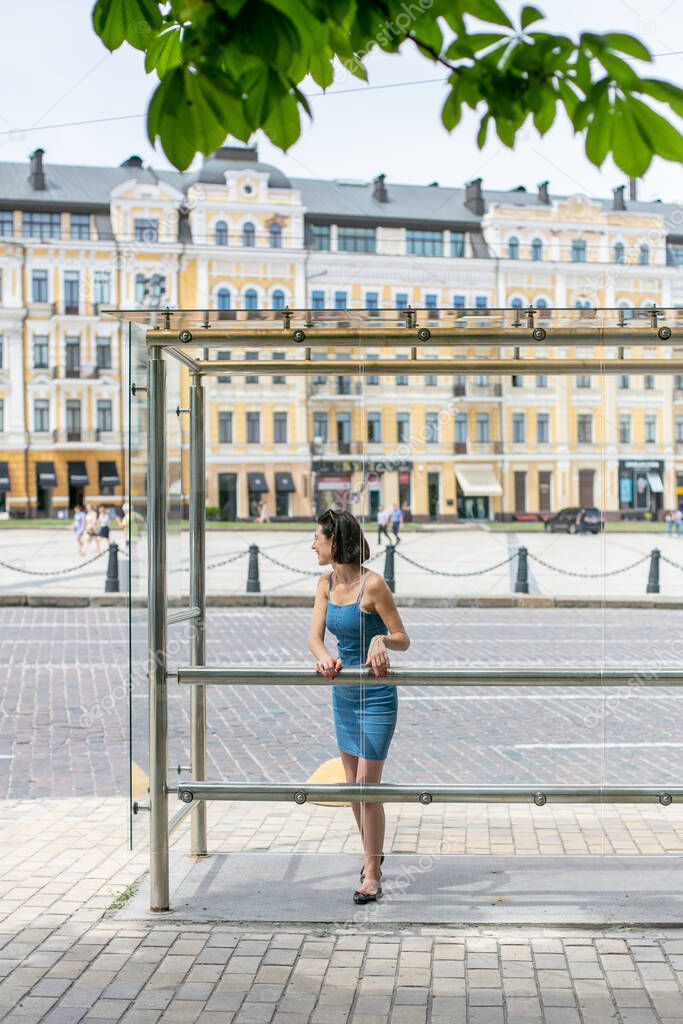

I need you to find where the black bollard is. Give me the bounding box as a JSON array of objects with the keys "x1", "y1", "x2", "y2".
[
  {"x1": 383, "y1": 543, "x2": 396, "y2": 593},
  {"x1": 515, "y1": 546, "x2": 529, "y2": 594},
  {"x1": 247, "y1": 543, "x2": 261, "y2": 593},
  {"x1": 105, "y1": 542, "x2": 120, "y2": 593},
  {"x1": 647, "y1": 548, "x2": 660, "y2": 594}
]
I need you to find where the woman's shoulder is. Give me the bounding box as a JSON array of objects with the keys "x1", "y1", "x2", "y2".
[{"x1": 364, "y1": 569, "x2": 388, "y2": 596}]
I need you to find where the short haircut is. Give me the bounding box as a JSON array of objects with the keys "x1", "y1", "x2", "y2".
[{"x1": 316, "y1": 507, "x2": 370, "y2": 565}]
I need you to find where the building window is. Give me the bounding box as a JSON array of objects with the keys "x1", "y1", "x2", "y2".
[
  {"x1": 512, "y1": 413, "x2": 525, "y2": 443},
  {"x1": 242, "y1": 222, "x2": 255, "y2": 247},
  {"x1": 272, "y1": 350, "x2": 286, "y2": 384},
  {"x1": 245, "y1": 350, "x2": 259, "y2": 384},
  {"x1": 670, "y1": 245, "x2": 683, "y2": 265},
  {"x1": 451, "y1": 232, "x2": 465, "y2": 257},
  {"x1": 453, "y1": 294, "x2": 465, "y2": 309},
  {"x1": 407, "y1": 229, "x2": 443, "y2": 257},
  {"x1": 514, "y1": 471, "x2": 527, "y2": 512},
  {"x1": 33, "y1": 336, "x2": 49, "y2": 369},
  {"x1": 536, "y1": 297, "x2": 548, "y2": 311},
  {"x1": 614, "y1": 242, "x2": 625, "y2": 264},
  {"x1": 93, "y1": 337, "x2": 111, "y2": 370},
  {"x1": 455, "y1": 413, "x2": 467, "y2": 444},
  {"x1": 644, "y1": 374, "x2": 655, "y2": 390},
  {"x1": 619, "y1": 415, "x2": 631, "y2": 444},
  {"x1": 0, "y1": 398, "x2": 3, "y2": 433},
  {"x1": 425, "y1": 294, "x2": 438, "y2": 314},
  {"x1": 334, "y1": 291, "x2": 347, "y2": 310},
  {"x1": 397, "y1": 412, "x2": 410, "y2": 443},
  {"x1": 395, "y1": 353, "x2": 409, "y2": 386},
  {"x1": 244, "y1": 289, "x2": 258, "y2": 310},
  {"x1": 476, "y1": 413, "x2": 490, "y2": 443},
  {"x1": 246, "y1": 411, "x2": 260, "y2": 443},
  {"x1": 34, "y1": 399, "x2": 50, "y2": 432},
  {"x1": 64, "y1": 272, "x2": 80, "y2": 314},
  {"x1": 93, "y1": 271, "x2": 111, "y2": 306},
  {"x1": 395, "y1": 293, "x2": 409, "y2": 309},
  {"x1": 425, "y1": 375, "x2": 438, "y2": 386},
  {"x1": 216, "y1": 350, "x2": 231, "y2": 384},
  {"x1": 508, "y1": 236, "x2": 519, "y2": 259},
  {"x1": 66, "y1": 400, "x2": 81, "y2": 441},
  {"x1": 366, "y1": 292, "x2": 378, "y2": 310},
  {"x1": 619, "y1": 374, "x2": 630, "y2": 389},
  {"x1": 313, "y1": 412, "x2": 328, "y2": 443},
  {"x1": 269, "y1": 223, "x2": 283, "y2": 248},
  {"x1": 0, "y1": 212, "x2": 12, "y2": 236},
  {"x1": 65, "y1": 337, "x2": 80, "y2": 377},
  {"x1": 311, "y1": 290, "x2": 325, "y2": 310},
  {"x1": 475, "y1": 375, "x2": 489, "y2": 387},
  {"x1": 577, "y1": 414, "x2": 593, "y2": 444},
  {"x1": 475, "y1": 295, "x2": 488, "y2": 309},
  {"x1": 274, "y1": 412, "x2": 288, "y2": 443},
  {"x1": 96, "y1": 399, "x2": 113, "y2": 433},
  {"x1": 536, "y1": 375, "x2": 548, "y2": 388},
  {"x1": 308, "y1": 223, "x2": 331, "y2": 250},
  {"x1": 645, "y1": 414, "x2": 657, "y2": 443},
  {"x1": 23, "y1": 211, "x2": 61, "y2": 239},
  {"x1": 71, "y1": 214, "x2": 90, "y2": 240},
  {"x1": 511, "y1": 298, "x2": 523, "y2": 310},
  {"x1": 576, "y1": 375, "x2": 591, "y2": 388},
  {"x1": 425, "y1": 412, "x2": 440, "y2": 444},
  {"x1": 676, "y1": 416, "x2": 683, "y2": 443},
  {"x1": 639, "y1": 243, "x2": 650, "y2": 265},
  {"x1": 571, "y1": 239, "x2": 587, "y2": 262},
  {"x1": 531, "y1": 237, "x2": 543, "y2": 261},
  {"x1": 215, "y1": 221, "x2": 228, "y2": 246},
  {"x1": 271, "y1": 289, "x2": 285, "y2": 310},
  {"x1": 537, "y1": 413, "x2": 549, "y2": 444},
  {"x1": 217, "y1": 288, "x2": 231, "y2": 310},
  {"x1": 134, "y1": 218, "x2": 158, "y2": 242},
  {"x1": 539, "y1": 470, "x2": 551, "y2": 512},
  {"x1": 338, "y1": 226, "x2": 376, "y2": 252},
  {"x1": 32, "y1": 270, "x2": 48, "y2": 303},
  {"x1": 511, "y1": 374, "x2": 523, "y2": 388},
  {"x1": 367, "y1": 412, "x2": 382, "y2": 443},
  {"x1": 218, "y1": 412, "x2": 232, "y2": 444}
]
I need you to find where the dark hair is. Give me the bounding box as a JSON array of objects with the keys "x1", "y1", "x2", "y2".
[{"x1": 317, "y1": 508, "x2": 370, "y2": 564}]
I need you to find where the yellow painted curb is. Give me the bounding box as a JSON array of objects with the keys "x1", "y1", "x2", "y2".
[{"x1": 306, "y1": 756, "x2": 350, "y2": 807}]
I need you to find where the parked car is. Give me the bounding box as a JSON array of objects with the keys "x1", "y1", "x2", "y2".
[{"x1": 544, "y1": 506, "x2": 603, "y2": 534}]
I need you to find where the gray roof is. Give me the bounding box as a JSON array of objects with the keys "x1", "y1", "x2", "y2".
[
  {"x1": 292, "y1": 177, "x2": 481, "y2": 225},
  {"x1": 0, "y1": 160, "x2": 162, "y2": 207}
]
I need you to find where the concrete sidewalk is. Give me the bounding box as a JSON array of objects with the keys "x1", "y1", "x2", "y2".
[{"x1": 5, "y1": 799, "x2": 683, "y2": 1022}]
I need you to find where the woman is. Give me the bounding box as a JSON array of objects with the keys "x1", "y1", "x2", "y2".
[
  {"x1": 97, "y1": 505, "x2": 111, "y2": 548},
  {"x1": 73, "y1": 504, "x2": 86, "y2": 555},
  {"x1": 308, "y1": 508, "x2": 410, "y2": 904},
  {"x1": 84, "y1": 503, "x2": 99, "y2": 552}
]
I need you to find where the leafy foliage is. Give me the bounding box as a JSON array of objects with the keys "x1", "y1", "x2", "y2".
[{"x1": 92, "y1": 0, "x2": 683, "y2": 172}]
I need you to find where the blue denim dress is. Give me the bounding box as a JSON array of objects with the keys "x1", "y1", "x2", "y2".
[{"x1": 325, "y1": 570, "x2": 398, "y2": 761}]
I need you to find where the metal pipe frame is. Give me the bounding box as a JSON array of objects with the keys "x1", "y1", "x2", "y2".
[
  {"x1": 176, "y1": 782, "x2": 682, "y2": 806},
  {"x1": 192, "y1": 358, "x2": 683, "y2": 377},
  {"x1": 189, "y1": 374, "x2": 207, "y2": 857},
  {"x1": 147, "y1": 348, "x2": 169, "y2": 912},
  {"x1": 165, "y1": 347, "x2": 200, "y2": 372},
  {"x1": 176, "y1": 667, "x2": 683, "y2": 687},
  {"x1": 168, "y1": 799, "x2": 194, "y2": 834},
  {"x1": 168, "y1": 606, "x2": 200, "y2": 625}
]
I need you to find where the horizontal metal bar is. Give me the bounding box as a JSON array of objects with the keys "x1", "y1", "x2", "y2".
[
  {"x1": 194, "y1": 358, "x2": 683, "y2": 377},
  {"x1": 176, "y1": 667, "x2": 683, "y2": 687},
  {"x1": 164, "y1": 346, "x2": 200, "y2": 372},
  {"x1": 167, "y1": 607, "x2": 201, "y2": 625},
  {"x1": 176, "y1": 782, "x2": 682, "y2": 805},
  {"x1": 168, "y1": 799, "x2": 196, "y2": 834}
]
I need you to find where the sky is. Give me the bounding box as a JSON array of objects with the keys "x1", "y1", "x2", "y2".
[{"x1": 1, "y1": 0, "x2": 682, "y2": 202}]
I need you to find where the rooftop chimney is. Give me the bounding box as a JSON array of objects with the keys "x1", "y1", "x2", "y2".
[
  {"x1": 29, "y1": 148, "x2": 45, "y2": 191},
  {"x1": 120, "y1": 155, "x2": 143, "y2": 168},
  {"x1": 464, "y1": 177, "x2": 484, "y2": 216},
  {"x1": 629, "y1": 176, "x2": 637, "y2": 202},
  {"x1": 537, "y1": 180, "x2": 550, "y2": 204},
  {"x1": 613, "y1": 184, "x2": 626, "y2": 211},
  {"x1": 372, "y1": 173, "x2": 388, "y2": 203}
]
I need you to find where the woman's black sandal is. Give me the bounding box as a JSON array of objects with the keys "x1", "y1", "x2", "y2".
[
  {"x1": 360, "y1": 852, "x2": 384, "y2": 881},
  {"x1": 353, "y1": 883, "x2": 382, "y2": 905}
]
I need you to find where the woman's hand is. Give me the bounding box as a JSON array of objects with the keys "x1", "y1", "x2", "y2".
[
  {"x1": 365, "y1": 636, "x2": 390, "y2": 677},
  {"x1": 315, "y1": 655, "x2": 342, "y2": 679}
]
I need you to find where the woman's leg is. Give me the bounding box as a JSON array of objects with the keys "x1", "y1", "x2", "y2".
[
  {"x1": 356, "y1": 757, "x2": 385, "y2": 892},
  {"x1": 340, "y1": 750, "x2": 364, "y2": 841}
]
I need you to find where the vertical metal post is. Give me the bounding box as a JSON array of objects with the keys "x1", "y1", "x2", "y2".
[
  {"x1": 646, "y1": 548, "x2": 661, "y2": 594},
  {"x1": 148, "y1": 348, "x2": 169, "y2": 911},
  {"x1": 515, "y1": 546, "x2": 529, "y2": 594},
  {"x1": 189, "y1": 375, "x2": 207, "y2": 856}
]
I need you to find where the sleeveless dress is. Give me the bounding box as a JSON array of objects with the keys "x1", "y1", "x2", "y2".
[{"x1": 325, "y1": 570, "x2": 398, "y2": 761}]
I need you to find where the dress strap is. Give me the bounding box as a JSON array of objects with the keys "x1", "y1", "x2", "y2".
[{"x1": 355, "y1": 570, "x2": 369, "y2": 605}]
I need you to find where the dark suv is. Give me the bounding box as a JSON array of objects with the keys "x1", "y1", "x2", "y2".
[{"x1": 544, "y1": 507, "x2": 603, "y2": 534}]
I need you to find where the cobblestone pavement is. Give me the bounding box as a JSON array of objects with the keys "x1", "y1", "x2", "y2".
[
  {"x1": 4, "y1": 800, "x2": 683, "y2": 1023},
  {"x1": 2, "y1": 607, "x2": 683, "y2": 799}
]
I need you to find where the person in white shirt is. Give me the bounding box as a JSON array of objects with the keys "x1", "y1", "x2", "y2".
[{"x1": 376, "y1": 505, "x2": 391, "y2": 545}]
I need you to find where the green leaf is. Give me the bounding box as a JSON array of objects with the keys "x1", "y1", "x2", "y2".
[
  {"x1": 476, "y1": 112, "x2": 490, "y2": 147},
  {"x1": 533, "y1": 88, "x2": 556, "y2": 135},
  {"x1": 495, "y1": 116, "x2": 515, "y2": 146},
  {"x1": 92, "y1": 0, "x2": 161, "y2": 51},
  {"x1": 263, "y1": 89, "x2": 301, "y2": 150},
  {"x1": 638, "y1": 77, "x2": 683, "y2": 118},
  {"x1": 441, "y1": 84, "x2": 462, "y2": 131},
  {"x1": 445, "y1": 32, "x2": 505, "y2": 58},
  {"x1": 597, "y1": 50, "x2": 639, "y2": 89},
  {"x1": 309, "y1": 52, "x2": 335, "y2": 89},
  {"x1": 585, "y1": 94, "x2": 613, "y2": 166},
  {"x1": 144, "y1": 25, "x2": 182, "y2": 77},
  {"x1": 463, "y1": 0, "x2": 514, "y2": 28},
  {"x1": 263, "y1": 0, "x2": 328, "y2": 51},
  {"x1": 628, "y1": 95, "x2": 683, "y2": 161},
  {"x1": 521, "y1": 5, "x2": 544, "y2": 29},
  {"x1": 602, "y1": 32, "x2": 651, "y2": 60},
  {"x1": 612, "y1": 97, "x2": 652, "y2": 176}
]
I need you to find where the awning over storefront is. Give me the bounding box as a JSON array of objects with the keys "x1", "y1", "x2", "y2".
[
  {"x1": 36, "y1": 461, "x2": 57, "y2": 487},
  {"x1": 455, "y1": 466, "x2": 503, "y2": 497},
  {"x1": 247, "y1": 472, "x2": 269, "y2": 493},
  {"x1": 0, "y1": 462, "x2": 9, "y2": 492},
  {"x1": 647, "y1": 471, "x2": 664, "y2": 494},
  {"x1": 99, "y1": 461, "x2": 120, "y2": 487},
  {"x1": 68, "y1": 461, "x2": 89, "y2": 486},
  {"x1": 275, "y1": 471, "x2": 295, "y2": 492}
]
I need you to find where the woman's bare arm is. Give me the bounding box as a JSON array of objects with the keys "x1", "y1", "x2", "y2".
[{"x1": 366, "y1": 574, "x2": 410, "y2": 651}]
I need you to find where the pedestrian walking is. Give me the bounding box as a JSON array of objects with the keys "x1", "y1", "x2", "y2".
[
  {"x1": 576, "y1": 508, "x2": 587, "y2": 535},
  {"x1": 309, "y1": 508, "x2": 410, "y2": 905},
  {"x1": 257, "y1": 498, "x2": 270, "y2": 523},
  {"x1": 83, "y1": 503, "x2": 99, "y2": 552},
  {"x1": 401, "y1": 500, "x2": 412, "y2": 524},
  {"x1": 118, "y1": 502, "x2": 133, "y2": 554},
  {"x1": 97, "y1": 505, "x2": 111, "y2": 549},
  {"x1": 675, "y1": 509, "x2": 683, "y2": 536},
  {"x1": 376, "y1": 505, "x2": 391, "y2": 545},
  {"x1": 390, "y1": 503, "x2": 403, "y2": 544},
  {"x1": 666, "y1": 510, "x2": 673, "y2": 535},
  {"x1": 73, "y1": 504, "x2": 86, "y2": 555}
]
